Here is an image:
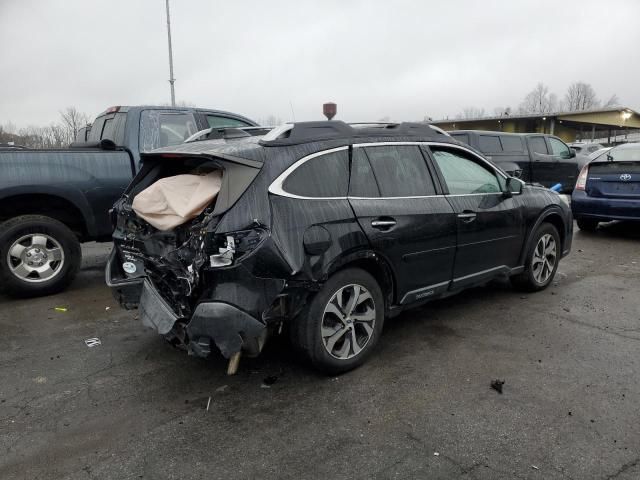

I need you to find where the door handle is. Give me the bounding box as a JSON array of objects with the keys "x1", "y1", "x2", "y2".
[
  {"x1": 457, "y1": 212, "x2": 477, "y2": 223},
  {"x1": 371, "y1": 218, "x2": 397, "y2": 230}
]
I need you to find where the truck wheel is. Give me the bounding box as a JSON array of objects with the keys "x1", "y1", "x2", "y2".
[
  {"x1": 511, "y1": 223, "x2": 560, "y2": 292},
  {"x1": 576, "y1": 218, "x2": 599, "y2": 232},
  {"x1": 291, "y1": 268, "x2": 385, "y2": 374},
  {"x1": 0, "y1": 215, "x2": 82, "y2": 298}
]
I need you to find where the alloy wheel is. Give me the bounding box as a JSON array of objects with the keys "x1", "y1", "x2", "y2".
[
  {"x1": 321, "y1": 283, "x2": 376, "y2": 360},
  {"x1": 6, "y1": 234, "x2": 65, "y2": 283},
  {"x1": 532, "y1": 233, "x2": 556, "y2": 284}
]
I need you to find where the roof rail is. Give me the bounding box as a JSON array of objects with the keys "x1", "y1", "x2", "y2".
[{"x1": 259, "y1": 121, "x2": 447, "y2": 146}]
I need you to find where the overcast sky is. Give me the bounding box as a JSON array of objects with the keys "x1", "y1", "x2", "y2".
[{"x1": 1, "y1": 0, "x2": 639, "y2": 127}]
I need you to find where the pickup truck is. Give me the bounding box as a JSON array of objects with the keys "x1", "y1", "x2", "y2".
[
  {"x1": 450, "y1": 130, "x2": 580, "y2": 193},
  {"x1": 0, "y1": 105, "x2": 258, "y2": 297}
]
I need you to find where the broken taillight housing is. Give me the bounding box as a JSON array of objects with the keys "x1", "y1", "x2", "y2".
[
  {"x1": 575, "y1": 165, "x2": 589, "y2": 191},
  {"x1": 207, "y1": 228, "x2": 266, "y2": 268}
]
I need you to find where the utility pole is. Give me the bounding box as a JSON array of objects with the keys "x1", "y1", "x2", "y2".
[{"x1": 165, "y1": 0, "x2": 176, "y2": 106}]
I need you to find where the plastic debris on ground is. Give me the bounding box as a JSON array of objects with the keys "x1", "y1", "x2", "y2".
[
  {"x1": 54, "y1": 307, "x2": 68, "y2": 312},
  {"x1": 490, "y1": 379, "x2": 505, "y2": 394},
  {"x1": 84, "y1": 338, "x2": 101, "y2": 348}
]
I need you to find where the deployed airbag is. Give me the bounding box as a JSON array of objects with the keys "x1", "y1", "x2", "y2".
[{"x1": 132, "y1": 171, "x2": 222, "y2": 230}]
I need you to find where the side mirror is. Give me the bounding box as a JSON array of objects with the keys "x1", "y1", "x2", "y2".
[
  {"x1": 505, "y1": 176, "x2": 523, "y2": 196},
  {"x1": 568, "y1": 149, "x2": 576, "y2": 158}
]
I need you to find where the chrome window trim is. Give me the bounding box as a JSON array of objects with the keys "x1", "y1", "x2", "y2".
[
  {"x1": 269, "y1": 141, "x2": 515, "y2": 200},
  {"x1": 349, "y1": 195, "x2": 442, "y2": 200},
  {"x1": 268, "y1": 146, "x2": 349, "y2": 200},
  {"x1": 446, "y1": 192, "x2": 503, "y2": 197}
]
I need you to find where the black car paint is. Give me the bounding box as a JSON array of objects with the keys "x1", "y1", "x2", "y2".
[
  {"x1": 450, "y1": 130, "x2": 580, "y2": 193},
  {"x1": 108, "y1": 126, "x2": 573, "y2": 362}
]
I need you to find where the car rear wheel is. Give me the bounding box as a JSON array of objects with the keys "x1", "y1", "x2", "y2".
[
  {"x1": 0, "y1": 215, "x2": 82, "y2": 298},
  {"x1": 577, "y1": 218, "x2": 599, "y2": 231},
  {"x1": 511, "y1": 223, "x2": 560, "y2": 292},
  {"x1": 291, "y1": 268, "x2": 385, "y2": 374}
]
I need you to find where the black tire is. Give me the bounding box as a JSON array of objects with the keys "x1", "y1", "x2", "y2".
[
  {"x1": 290, "y1": 268, "x2": 385, "y2": 374},
  {"x1": 511, "y1": 223, "x2": 561, "y2": 292},
  {"x1": 577, "y1": 218, "x2": 599, "y2": 232},
  {"x1": 0, "y1": 215, "x2": 82, "y2": 298}
]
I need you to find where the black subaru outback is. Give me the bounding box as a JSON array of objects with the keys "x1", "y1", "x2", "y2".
[{"x1": 107, "y1": 121, "x2": 572, "y2": 374}]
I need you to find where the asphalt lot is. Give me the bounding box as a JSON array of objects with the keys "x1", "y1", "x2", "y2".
[{"x1": 1, "y1": 222, "x2": 639, "y2": 480}]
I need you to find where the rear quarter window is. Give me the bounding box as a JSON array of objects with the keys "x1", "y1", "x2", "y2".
[
  {"x1": 451, "y1": 133, "x2": 470, "y2": 145},
  {"x1": 282, "y1": 149, "x2": 349, "y2": 198},
  {"x1": 500, "y1": 136, "x2": 524, "y2": 152}
]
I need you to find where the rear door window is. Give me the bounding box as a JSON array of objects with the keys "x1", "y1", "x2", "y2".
[
  {"x1": 350, "y1": 148, "x2": 381, "y2": 197},
  {"x1": 431, "y1": 148, "x2": 501, "y2": 195},
  {"x1": 282, "y1": 149, "x2": 349, "y2": 198},
  {"x1": 139, "y1": 110, "x2": 198, "y2": 152},
  {"x1": 528, "y1": 136, "x2": 548, "y2": 154},
  {"x1": 500, "y1": 136, "x2": 524, "y2": 152},
  {"x1": 363, "y1": 145, "x2": 436, "y2": 197},
  {"x1": 478, "y1": 135, "x2": 502, "y2": 153}
]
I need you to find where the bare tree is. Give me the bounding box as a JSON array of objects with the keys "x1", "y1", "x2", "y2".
[
  {"x1": 563, "y1": 82, "x2": 600, "y2": 111},
  {"x1": 492, "y1": 106, "x2": 513, "y2": 117},
  {"x1": 258, "y1": 115, "x2": 282, "y2": 126},
  {"x1": 519, "y1": 83, "x2": 557, "y2": 114},
  {"x1": 456, "y1": 107, "x2": 486, "y2": 120},
  {"x1": 604, "y1": 94, "x2": 620, "y2": 107},
  {"x1": 59, "y1": 107, "x2": 90, "y2": 143}
]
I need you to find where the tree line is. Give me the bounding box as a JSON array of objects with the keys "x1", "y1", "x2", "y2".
[
  {"x1": 0, "y1": 107, "x2": 90, "y2": 148},
  {"x1": 456, "y1": 81, "x2": 620, "y2": 119}
]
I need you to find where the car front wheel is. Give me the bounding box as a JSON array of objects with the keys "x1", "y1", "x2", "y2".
[
  {"x1": 291, "y1": 268, "x2": 385, "y2": 374},
  {"x1": 511, "y1": 223, "x2": 560, "y2": 292},
  {"x1": 0, "y1": 215, "x2": 82, "y2": 297}
]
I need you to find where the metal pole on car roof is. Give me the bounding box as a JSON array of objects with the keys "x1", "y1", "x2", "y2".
[{"x1": 165, "y1": 0, "x2": 176, "y2": 107}]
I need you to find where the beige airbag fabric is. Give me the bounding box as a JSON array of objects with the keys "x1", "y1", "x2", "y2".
[{"x1": 132, "y1": 171, "x2": 222, "y2": 230}]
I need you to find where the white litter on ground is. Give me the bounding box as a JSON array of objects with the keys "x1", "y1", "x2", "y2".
[{"x1": 84, "y1": 338, "x2": 101, "y2": 347}]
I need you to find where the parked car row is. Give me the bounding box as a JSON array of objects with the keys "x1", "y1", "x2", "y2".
[
  {"x1": 5, "y1": 104, "x2": 637, "y2": 374},
  {"x1": 450, "y1": 130, "x2": 579, "y2": 192}
]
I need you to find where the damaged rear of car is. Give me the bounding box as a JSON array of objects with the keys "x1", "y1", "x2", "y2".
[
  {"x1": 108, "y1": 121, "x2": 572, "y2": 375},
  {"x1": 107, "y1": 137, "x2": 295, "y2": 370}
]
